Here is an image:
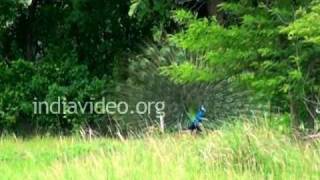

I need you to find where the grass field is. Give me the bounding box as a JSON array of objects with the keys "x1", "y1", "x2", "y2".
[{"x1": 1, "y1": 120, "x2": 320, "y2": 180}]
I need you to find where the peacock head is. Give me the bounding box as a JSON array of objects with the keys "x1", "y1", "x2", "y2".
[{"x1": 200, "y1": 105, "x2": 206, "y2": 113}]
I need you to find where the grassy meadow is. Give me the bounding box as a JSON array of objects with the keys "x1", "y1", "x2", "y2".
[{"x1": 1, "y1": 120, "x2": 320, "y2": 180}]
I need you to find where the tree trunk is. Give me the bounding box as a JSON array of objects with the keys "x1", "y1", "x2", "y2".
[
  {"x1": 289, "y1": 91, "x2": 316, "y2": 130},
  {"x1": 289, "y1": 92, "x2": 300, "y2": 129},
  {"x1": 206, "y1": 0, "x2": 221, "y2": 16},
  {"x1": 24, "y1": 0, "x2": 39, "y2": 60},
  {"x1": 304, "y1": 93, "x2": 316, "y2": 129}
]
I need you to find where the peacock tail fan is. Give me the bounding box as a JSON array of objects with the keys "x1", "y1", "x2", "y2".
[{"x1": 108, "y1": 42, "x2": 268, "y2": 135}]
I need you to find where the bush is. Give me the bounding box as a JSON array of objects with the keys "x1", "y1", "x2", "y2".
[{"x1": 0, "y1": 58, "x2": 111, "y2": 135}]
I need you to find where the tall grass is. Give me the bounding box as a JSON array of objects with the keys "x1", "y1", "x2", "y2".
[{"x1": 0, "y1": 119, "x2": 319, "y2": 179}]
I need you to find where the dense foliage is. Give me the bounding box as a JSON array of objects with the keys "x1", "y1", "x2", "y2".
[
  {"x1": 0, "y1": 58, "x2": 111, "y2": 135},
  {"x1": 161, "y1": 0, "x2": 320, "y2": 129},
  {"x1": 0, "y1": 0, "x2": 154, "y2": 134},
  {"x1": 0, "y1": 0, "x2": 320, "y2": 135}
]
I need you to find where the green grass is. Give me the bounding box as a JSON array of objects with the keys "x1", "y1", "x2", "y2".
[{"x1": 1, "y1": 120, "x2": 320, "y2": 180}]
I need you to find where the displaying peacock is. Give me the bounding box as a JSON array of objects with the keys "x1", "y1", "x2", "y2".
[{"x1": 112, "y1": 43, "x2": 263, "y2": 134}]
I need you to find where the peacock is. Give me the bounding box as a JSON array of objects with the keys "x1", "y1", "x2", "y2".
[{"x1": 111, "y1": 43, "x2": 262, "y2": 135}]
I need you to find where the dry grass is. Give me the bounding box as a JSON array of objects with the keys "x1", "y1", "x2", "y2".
[{"x1": 1, "y1": 120, "x2": 320, "y2": 179}]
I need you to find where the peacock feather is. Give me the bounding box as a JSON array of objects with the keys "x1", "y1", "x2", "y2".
[{"x1": 111, "y1": 43, "x2": 265, "y2": 134}]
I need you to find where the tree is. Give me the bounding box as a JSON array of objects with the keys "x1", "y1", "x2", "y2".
[
  {"x1": 0, "y1": 0, "x2": 155, "y2": 134},
  {"x1": 1, "y1": 0, "x2": 149, "y2": 77},
  {"x1": 161, "y1": 0, "x2": 319, "y2": 129}
]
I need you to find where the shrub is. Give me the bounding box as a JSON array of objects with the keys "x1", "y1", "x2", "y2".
[{"x1": 0, "y1": 58, "x2": 111, "y2": 135}]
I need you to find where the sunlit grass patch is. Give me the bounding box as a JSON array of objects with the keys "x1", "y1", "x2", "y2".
[{"x1": 1, "y1": 120, "x2": 319, "y2": 179}]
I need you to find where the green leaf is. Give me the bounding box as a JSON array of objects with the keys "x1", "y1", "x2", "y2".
[{"x1": 128, "y1": 0, "x2": 141, "y2": 17}]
